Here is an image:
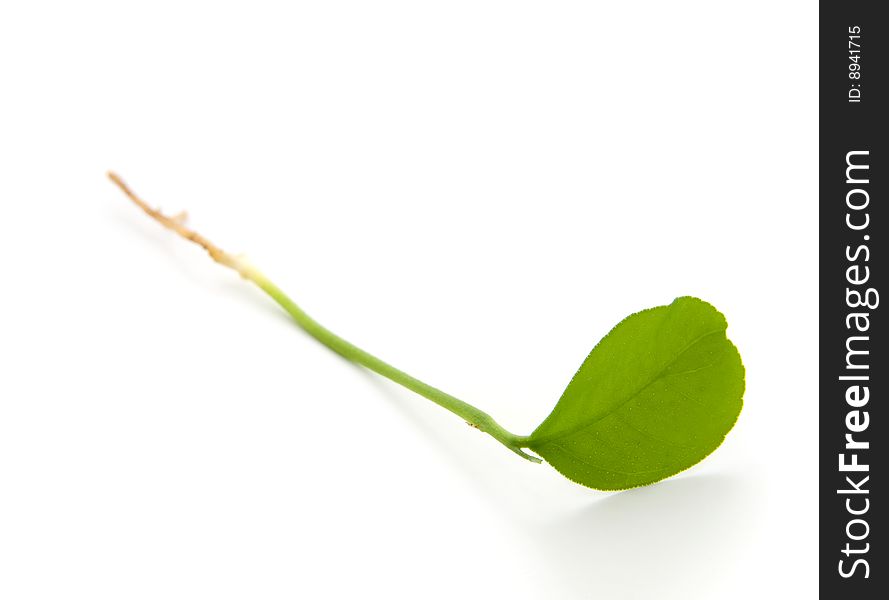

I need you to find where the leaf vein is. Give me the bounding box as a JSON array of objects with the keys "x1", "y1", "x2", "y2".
[
  {"x1": 532, "y1": 328, "x2": 724, "y2": 444},
  {"x1": 611, "y1": 412, "x2": 698, "y2": 450}
]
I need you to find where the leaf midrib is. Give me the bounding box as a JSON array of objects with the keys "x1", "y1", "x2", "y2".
[{"x1": 529, "y1": 327, "x2": 725, "y2": 446}]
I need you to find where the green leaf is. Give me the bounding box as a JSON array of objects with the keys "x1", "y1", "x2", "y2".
[{"x1": 526, "y1": 297, "x2": 744, "y2": 490}]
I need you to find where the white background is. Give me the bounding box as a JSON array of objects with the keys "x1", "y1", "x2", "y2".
[{"x1": 0, "y1": 2, "x2": 817, "y2": 598}]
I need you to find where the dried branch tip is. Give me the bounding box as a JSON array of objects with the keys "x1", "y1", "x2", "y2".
[{"x1": 108, "y1": 171, "x2": 250, "y2": 277}]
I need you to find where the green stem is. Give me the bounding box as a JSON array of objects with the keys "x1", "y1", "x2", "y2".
[
  {"x1": 248, "y1": 270, "x2": 541, "y2": 463},
  {"x1": 106, "y1": 171, "x2": 539, "y2": 463}
]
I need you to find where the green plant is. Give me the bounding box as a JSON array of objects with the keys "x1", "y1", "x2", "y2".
[{"x1": 110, "y1": 173, "x2": 744, "y2": 491}]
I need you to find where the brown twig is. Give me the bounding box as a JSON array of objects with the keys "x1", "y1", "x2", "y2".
[{"x1": 108, "y1": 171, "x2": 246, "y2": 275}]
